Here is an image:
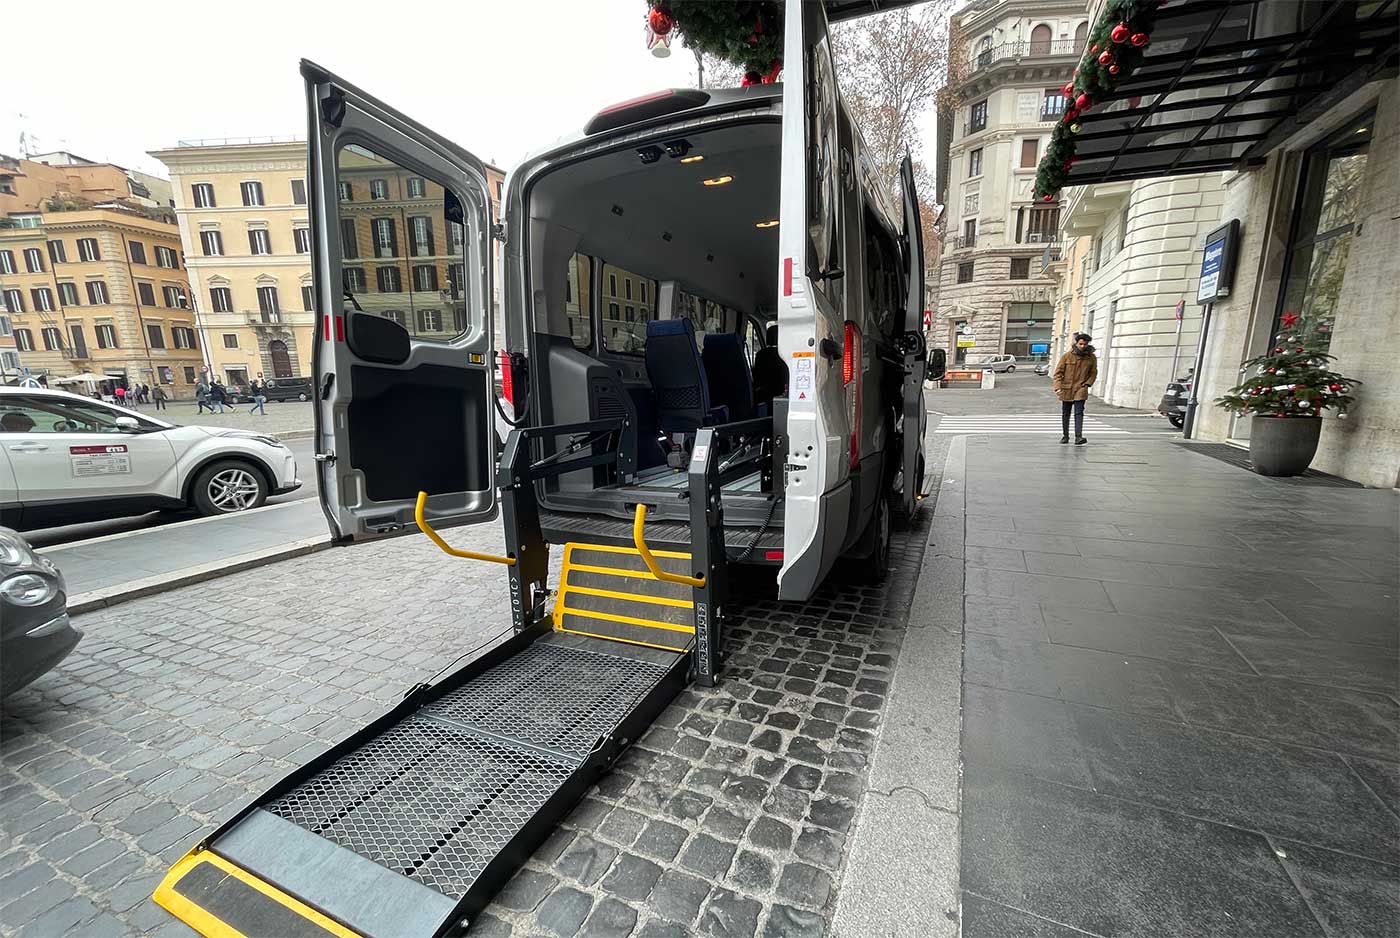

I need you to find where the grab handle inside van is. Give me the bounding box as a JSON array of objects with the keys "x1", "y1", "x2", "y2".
[
  {"x1": 415, "y1": 491, "x2": 516, "y2": 566},
  {"x1": 633, "y1": 504, "x2": 705, "y2": 587}
]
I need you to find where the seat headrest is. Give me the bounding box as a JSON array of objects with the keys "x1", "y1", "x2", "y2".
[
  {"x1": 647, "y1": 318, "x2": 694, "y2": 338},
  {"x1": 703, "y1": 332, "x2": 741, "y2": 352}
]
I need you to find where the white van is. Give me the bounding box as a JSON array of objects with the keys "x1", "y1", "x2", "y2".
[{"x1": 307, "y1": 2, "x2": 938, "y2": 607}]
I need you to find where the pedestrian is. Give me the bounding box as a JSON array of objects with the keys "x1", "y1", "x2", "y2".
[
  {"x1": 195, "y1": 378, "x2": 210, "y2": 414},
  {"x1": 210, "y1": 380, "x2": 227, "y2": 414},
  {"x1": 1053, "y1": 332, "x2": 1098, "y2": 445},
  {"x1": 114, "y1": 384, "x2": 127, "y2": 407},
  {"x1": 152, "y1": 384, "x2": 168, "y2": 411},
  {"x1": 140, "y1": 383, "x2": 150, "y2": 404},
  {"x1": 248, "y1": 373, "x2": 267, "y2": 415}
]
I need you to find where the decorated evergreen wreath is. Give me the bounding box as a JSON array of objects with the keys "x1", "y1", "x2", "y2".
[
  {"x1": 1033, "y1": 0, "x2": 1163, "y2": 201},
  {"x1": 645, "y1": 2, "x2": 785, "y2": 82},
  {"x1": 1216, "y1": 313, "x2": 1361, "y2": 419}
]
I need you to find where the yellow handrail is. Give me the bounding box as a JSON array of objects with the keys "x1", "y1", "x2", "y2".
[
  {"x1": 633, "y1": 504, "x2": 705, "y2": 587},
  {"x1": 414, "y1": 491, "x2": 516, "y2": 566}
]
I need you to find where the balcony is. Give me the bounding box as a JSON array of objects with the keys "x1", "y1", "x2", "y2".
[
  {"x1": 951, "y1": 234, "x2": 977, "y2": 251},
  {"x1": 973, "y1": 39, "x2": 1080, "y2": 73},
  {"x1": 1037, "y1": 243, "x2": 1063, "y2": 275},
  {"x1": 249, "y1": 311, "x2": 283, "y2": 326},
  {"x1": 1040, "y1": 102, "x2": 1067, "y2": 122}
]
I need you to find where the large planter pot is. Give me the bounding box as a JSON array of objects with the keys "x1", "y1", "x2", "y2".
[{"x1": 1249, "y1": 416, "x2": 1322, "y2": 476}]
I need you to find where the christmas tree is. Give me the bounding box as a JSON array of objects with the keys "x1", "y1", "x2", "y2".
[{"x1": 1216, "y1": 313, "x2": 1360, "y2": 419}]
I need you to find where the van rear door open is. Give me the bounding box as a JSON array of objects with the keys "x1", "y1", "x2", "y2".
[
  {"x1": 305, "y1": 62, "x2": 498, "y2": 541},
  {"x1": 776, "y1": 0, "x2": 852, "y2": 601},
  {"x1": 898, "y1": 154, "x2": 927, "y2": 520}
]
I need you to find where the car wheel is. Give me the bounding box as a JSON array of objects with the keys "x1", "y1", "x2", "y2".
[
  {"x1": 1168, "y1": 414, "x2": 1185, "y2": 428},
  {"x1": 857, "y1": 495, "x2": 892, "y2": 584},
  {"x1": 1006, "y1": 364, "x2": 1016, "y2": 373},
  {"x1": 298, "y1": 392, "x2": 309, "y2": 402},
  {"x1": 192, "y1": 461, "x2": 268, "y2": 515}
]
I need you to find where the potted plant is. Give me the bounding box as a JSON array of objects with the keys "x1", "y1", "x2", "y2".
[{"x1": 1216, "y1": 312, "x2": 1360, "y2": 476}]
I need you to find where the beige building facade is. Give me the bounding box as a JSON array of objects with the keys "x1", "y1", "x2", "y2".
[
  {"x1": 0, "y1": 208, "x2": 202, "y2": 394},
  {"x1": 934, "y1": 0, "x2": 1089, "y2": 366}
]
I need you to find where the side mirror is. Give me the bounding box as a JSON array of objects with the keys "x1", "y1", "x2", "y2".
[
  {"x1": 114, "y1": 416, "x2": 141, "y2": 432},
  {"x1": 814, "y1": 266, "x2": 845, "y2": 283},
  {"x1": 926, "y1": 348, "x2": 947, "y2": 380}
]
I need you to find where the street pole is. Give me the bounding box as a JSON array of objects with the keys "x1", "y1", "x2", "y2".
[
  {"x1": 1167, "y1": 299, "x2": 1185, "y2": 380},
  {"x1": 1182, "y1": 301, "x2": 1212, "y2": 440}
]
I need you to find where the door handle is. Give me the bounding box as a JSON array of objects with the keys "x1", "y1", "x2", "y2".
[{"x1": 8, "y1": 443, "x2": 49, "y2": 452}]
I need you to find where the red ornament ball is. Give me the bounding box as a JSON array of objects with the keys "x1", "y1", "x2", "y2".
[
  {"x1": 1063, "y1": 107, "x2": 1080, "y2": 123},
  {"x1": 1273, "y1": 347, "x2": 1283, "y2": 353},
  {"x1": 1042, "y1": 194, "x2": 1054, "y2": 203},
  {"x1": 1090, "y1": 44, "x2": 1099, "y2": 54},
  {"x1": 648, "y1": 7, "x2": 674, "y2": 36},
  {"x1": 1329, "y1": 383, "x2": 1342, "y2": 391},
  {"x1": 1062, "y1": 81, "x2": 1075, "y2": 98},
  {"x1": 1295, "y1": 346, "x2": 1305, "y2": 352},
  {"x1": 1110, "y1": 23, "x2": 1131, "y2": 43},
  {"x1": 742, "y1": 71, "x2": 762, "y2": 87},
  {"x1": 1130, "y1": 31, "x2": 1150, "y2": 47},
  {"x1": 1075, "y1": 92, "x2": 1092, "y2": 110},
  {"x1": 1098, "y1": 49, "x2": 1115, "y2": 65},
  {"x1": 1108, "y1": 64, "x2": 1121, "y2": 75}
]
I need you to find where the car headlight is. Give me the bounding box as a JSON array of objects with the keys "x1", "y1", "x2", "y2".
[
  {"x1": 1, "y1": 573, "x2": 57, "y2": 606},
  {"x1": 0, "y1": 532, "x2": 27, "y2": 567}
]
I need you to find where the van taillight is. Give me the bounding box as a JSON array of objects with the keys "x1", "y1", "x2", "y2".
[
  {"x1": 500, "y1": 350, "x2": 514, "y2": 406},
  {"x1": 843, "y1": 321, "x2": 858, "y2": 385},
  {"x1": 844, "y1": 322, "x2": 861, "y2": 470}
]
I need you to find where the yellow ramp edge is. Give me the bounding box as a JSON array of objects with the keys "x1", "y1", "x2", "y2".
[
  {"x1": 553, "y1": 542, "x2": 696, "y2": 653},
  {"x1": 154, "y1": 849, "x2": 362, "y2": 938}
]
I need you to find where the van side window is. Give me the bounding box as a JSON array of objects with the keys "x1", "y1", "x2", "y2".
[
  {"x1": 863, "y1": 210, "x2": 902, "y2": 340},
  {"x1": 675, "y1": 290, "x2": 733, "y2": 349},
  {"x1": 600, "y1": 263, "x2": 656, "y2": 354},
  {"x1": 566, "y1": 253, "x2": 594, "y2": 350}
]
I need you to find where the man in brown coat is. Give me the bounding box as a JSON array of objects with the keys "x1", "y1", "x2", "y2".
[{"x1": 1053, "y1": 333, "x2": 1098, "y2": 445}]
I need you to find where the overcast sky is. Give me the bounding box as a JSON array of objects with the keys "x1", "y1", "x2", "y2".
[{"x1": 4, "y1": 0, "x2": 938, "y2": 181}]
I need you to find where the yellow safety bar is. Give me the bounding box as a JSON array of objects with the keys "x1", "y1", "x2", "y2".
[
  {"x1": 632, "y1": 504, "x2": 705, "y2": 587},
  {"x1": 414, "y1": 491, "x2": 516, "y2": 566}
]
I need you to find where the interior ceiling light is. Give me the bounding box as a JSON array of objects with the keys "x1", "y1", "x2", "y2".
[
  {"x1": 702, "y1": 175, "x2": 733, "y2": 187},
  {"x1": 679, "y1": 154, "x2": 705, "y2": 164},
  {"x1": 755, "y1": 219, "x2": 779, "y2": 229}
]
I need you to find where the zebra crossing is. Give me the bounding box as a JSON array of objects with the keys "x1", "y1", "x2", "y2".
[{"x1": 933, "y1": 414, "x2": 1147, "y2": 435}]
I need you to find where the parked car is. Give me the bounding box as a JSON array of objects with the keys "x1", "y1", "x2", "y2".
[
  {"x1": 968, "y1": 354, "x2": 1017, "y2": 373},
  {"x1": 261, "y1": 377, "x2": 314, "y2": 403},
  {"x1": 1159, "y1": 369, "x2": 1192, "y2": 428},
  {"x1": 1, "y1": 527, "x2": 80, "y2": 697},
  {"x1": 1034, "y1": 361, "x2": 1051, "y2": 376},
  {"x1": 0, "y1": 386, "x2": 301, "y2": 530}
]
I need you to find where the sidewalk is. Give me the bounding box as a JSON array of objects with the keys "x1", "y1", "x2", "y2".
[
  {"x1": 942, "y1": 436, "x2": 1398, "y2": 936},
  {"x1": 134, "y1": 400, "x2": 314, "y2": 439}
]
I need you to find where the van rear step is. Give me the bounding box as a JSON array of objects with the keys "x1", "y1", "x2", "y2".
[
  {"x1": 540, "y1": 510, "x2": 784, "y2": 559},
  {"x1": 155, "y1": 628, "x2": 687, "y2": 937}
]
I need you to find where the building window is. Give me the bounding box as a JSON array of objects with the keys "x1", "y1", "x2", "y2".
[
  {"x1": 409, "y1": 216, "x2": 434, "y2": 256},
  {"x1": 77, "y1": 238, "x2": 100, "y2": 262},
  {"x1": 210, "y1": 286, "x2": 233, "y2": 312},
  {"x1": 192, "y1": 183, "x2": 216, "y2": 208},
  {"x1": 382, "y1": 310, "x2": 406, "y2": 326},
  {"x1": 0, "y1": 250, "x2": 13, "y2": 274},
  {"x1": 1074, "y1": 21, "x2": 1088, "y2": 45},
  {"x1": 1010, "y1": 257, "x2": 1031, "y2": 280},
  {"x1": 416, "y1": 308, "x2": 442, "y2": 332},
  {"x1": 407, "y1": 177, "x2": 426, "y2": 198},
  {"x1": 85, "y1": 281, "x2": 110, "y2": 305},
  {"x1": 68, "y1": 324, "x2": 86, "y2": 356},
  {"x1": 155, "y1": 245, "x2": 179, "y2": 268},
  {"x1": 163, "y1": 285, "x2": 188, "y2": 308},
  {"x1": 184, "y1": 366, "x2": 197, "y2": 383},
  {"x1": 137, "y1": 282, "x2": 157, "y2": 306},
  {"x1": 172, "y1": 327, "x2": 196, "y2": 349},
  {"x1": 1276, "y1": 112, "x2": 1373, "y2": 355},
  {"x1": 338, "y1": 181, "x2": 353, "y2": 202},
  {"x1": 1042, "y1": 89, "x2": 1067, "y2": 121},
  {"x1": 294, "y1": 227, "x2": 311, "y2": 254},
  {"x1": 343, "y1": 267, "x2": 366, "y2": 292},
  {"x1": 640, "y1": 282, "x2": 647, "y2": 303},
  {"x1": 968, "y1": 148, "x2": 983, "y2": 178},
  {"x1": 962, "y1": 218, "x2": 977, "y2": 247},
  {"x1": 372, "y1": 218, "x2": 397, "y2": 257},
  {"x1": 340, "y1": 219, "x2": 360, "y2": 258},
  {"x1": 200, "y1": 230, "x2": 224, "y2": 256},
  {"x1": 3, "y1": 289, "x2": 24, "y2": 313},
  {"x1": 146, "y1": 323, "x2": 166, "y2": 349},
  {"x1": 241, "y1": 181, "x2": 265, "y2": 206},
  {"x1": 248, "y1": 229, "x2": 272, "y2": 255},
  {"x1": 23, "y1": 248, "x2": 44, "y2": 273},
  {"x1": 1020, "y1": 139, "x2": 1040, "y2": 168},
  {"x1": 1092, "y1": 234, "x2": 1104, "y2": 271},
  {"x1": 377, "y1": 266, "x2": 402, "y2": 293},
  {"x1": 957, "y1": 262, "x2": 975, "y2": 284},
  {"x1": 369, "y1": 179, "x2": 388, "y2": 201},
  {"x1": 0, "y1": 352, "x2": 16, "y2": 370},
  {"x1": 47, "y1": 239, "x2": 67, "y2": 264},
  {"x1": 1118, "y1": 205, "x2": 1130, "y2": 252},
  {"x1": 15, "y1": 328, "x2": 34, "y2": 351},
  {"x1": 42, "y1": 327, "x2": 63, "y2": 351},
  {"x1": 57, "y1": 282, "x2": 80, "y2": 306},
  {"x1": 257, "y1": 285, "x2": 280, "y2": 316},
  {"x1": 291, "y1": 179, "x2": 307, "y2": 205},
  {"x1": 96, "y1": 324, "x2": 118, "y2": 348},
  {"x1": 0, "y1": 315, "x2": 9, "y2": 336},
  {"x1": 129, "y1": 241, "x2": 147, "y2": 265},
  {"x1": 608, "y1": 302, "x2": 619, "y2": 320},
  {"x1": 448, "y1": 263, "x2": 465, "y2": 299},
  {"x1": 412, "y1": 265, "x2": 438, "y2": 292},
  {"x1": 301, "y1": 285, "x2": 315, "y2": 310},
  {"x1": 968, "y1": 100, "x2": 987, "y2": 135},
  {"x1": 223, "y1": 333, "x2": 239, "y2": 348},
  {"x1": 31, "y1": 288, "x2": 54, "y2": 312},
  {"x1": 1027, "y1": 206, "x2": 1061, "y2": 242},
  {"x1": 624, "y1": 279, "x2": 633, "y2": 301},
  {"x1": 1029, "y1": 23, "x2": 1053, "y2": 55}
]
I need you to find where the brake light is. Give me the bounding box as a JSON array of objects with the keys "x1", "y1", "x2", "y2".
[
  {"x1": 500, "y1": 350, "x2": 514, "y2": 406},
  {"x1": 764, "y1": 550, "x2": 784, "y2": 562},
  {"x1": 844, "y1": 322, "x2": 862, "y2": 470},
  {"x1": 598, "y1": 89, "x2": 675, "y2": 115},
  {"x1": 584, "y1": 89, "x2": 711, "y2": 135},
  {"x1": 843, "y1": 321, "x2": 859, "y2": 386}
]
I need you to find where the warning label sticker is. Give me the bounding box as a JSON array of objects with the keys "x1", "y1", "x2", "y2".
[{"x1": 70, "y1": 444, "x2": 131, "y2": 477}]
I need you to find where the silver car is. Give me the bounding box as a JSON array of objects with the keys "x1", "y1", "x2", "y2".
[
  {"x1": 968, "y1": 354, "x2": 1018, "y2": 373},
  {"x1": 1, "y1": 527, "x2": 80, "y2": 697}
]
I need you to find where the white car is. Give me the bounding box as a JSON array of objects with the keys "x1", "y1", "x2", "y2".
[
  {"x1": 967, "y1": 353, "x2": 1018, "y2": 373},
  {"x1": 0, "y1": 386, "x2": 300, "y2": 530}
]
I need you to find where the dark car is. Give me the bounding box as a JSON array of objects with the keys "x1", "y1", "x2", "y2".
[
  {"x1": 1, "y1": 527, "x2": 81, "y2": 697},
  {"x1": 1159, "y1": 369, "x2": 1192, "y2": 428},
  {"x1": 1033, "y1": 361, "x2": 1051, "y2": 376},
  {"x1": 262, "y1": 377, "x2": 313, "y2": 403}
]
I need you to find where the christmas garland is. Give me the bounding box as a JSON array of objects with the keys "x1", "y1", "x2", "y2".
[
  {"x1": 646, "y1": 2, "x2": 784, "y2": 81},
  {"x1": 1216, "y1": 313, "x2": 1361, "y2": 419},
  {"x1": 1033, "y1": 0, "x2": 1162, "y2": 201}
]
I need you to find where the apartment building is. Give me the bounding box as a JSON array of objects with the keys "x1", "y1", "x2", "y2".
[
  {"x1": 934, "y1": 0, "x2": 1089, "y2": 365},
  {"x1": 0, "y1": 208, "x2": 202, "y2": 394},
  {"x1": 1, "y1": 152, "x2": 170, "y2": 221},
  {"x1": 151, "y1": 139, "x2": 506, "y2": 388}
]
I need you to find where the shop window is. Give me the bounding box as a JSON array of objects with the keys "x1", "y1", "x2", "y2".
[{"x1": 1276, "y1": 112, "x2": 1372, "y2": 354}]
